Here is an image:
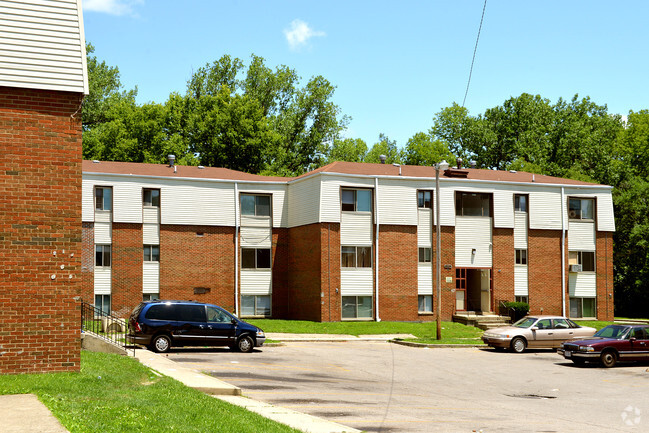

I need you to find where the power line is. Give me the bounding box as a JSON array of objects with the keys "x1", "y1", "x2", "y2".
[{"x1": 462, "y1": 0, "x2": 487, "y2": 107}]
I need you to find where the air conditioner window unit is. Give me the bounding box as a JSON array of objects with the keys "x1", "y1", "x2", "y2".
[{"x1": 569, "y1": 264, "x2": 582, "y2": 273}]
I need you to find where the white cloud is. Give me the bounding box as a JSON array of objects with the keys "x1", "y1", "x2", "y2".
[
  {"x1": 83, "y1": 0, "x2": 143, "y2": 16},
  {"x1": 284, "y1": 19, "x2": 325, "y2": 51}
]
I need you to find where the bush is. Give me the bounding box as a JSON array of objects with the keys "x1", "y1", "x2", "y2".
[{"x1": 502, "y1": 301, "x2": 530, "y2": 322}]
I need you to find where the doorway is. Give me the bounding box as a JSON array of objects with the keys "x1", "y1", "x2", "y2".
[{"x1": 455, "y1": 268, "x2": 491, "y2": 313}]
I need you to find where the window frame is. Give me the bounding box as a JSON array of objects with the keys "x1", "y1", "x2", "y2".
[
  {"x1": 143, "y1": 293, "x2": 159, "y2": 302},
  {"x1": 143, "y1": 244, "x2": 160, "y2": 262},
  {"x1": 514, "y1": 194, "x2": 528, "y2": 213},
  {"x1": 143, "y1": 188, "x2": 160, "y2": 207},
  {"x1": 341, "y1": 246, "x2": 372, "y2": 268},
  {"x1": 241, "y1": 194, "x2": 272, "y2": 217},
  {"x1": 515, "y1": 249, "x2": 527, "y2": 265},
  {"x1": 417, "y1": 190, "x2": 433, "y2": 209},
  {"x1": 568, "y1": 251, "x2": 595, "y2": 272},
  {"x1": 418, "y1": 295, "x2": 433, "y2": 313},
  {"x1": 341, "y1": 188, "x2": 372, "y2": 213},
  {"x1": 455, "y1": 192, "x2": 491, "y2": 217},
  {"x1": 95, "y1": 244, "x2": 111, "y2": 268},
  {"x1": 241, "y1": 295, "x2": 271, "y2": 317},
  {"x1": 569, "y1": 297, "x2": 596, "y2": 319},
  {"x1": 568, "y1": 198, "x2": 595, "y2": 221},
  {"x1": 241, "y1": 248, "x2": 272, "y2": 269},
  {"x1": 95, "y1": 294, "x2": 111, "y2": 315},
  {"x1": 515, "y1": 295, "x2": 529, "y2": 304},
  {"x1": 341, "y1": 295, "x2": 373, "y2": 320},
  {"x1": 418, "y1": 247, "x2": 432, "y2": 263},
  {"x1": 95, "y1": 186, "x2": 112, "y2": 211}
]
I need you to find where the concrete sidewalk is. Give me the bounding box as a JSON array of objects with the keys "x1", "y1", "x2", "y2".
[
  {"x1": 266, "y1": 332, "x2": 415, "y2": 342},
  {"x1": 0, "y1": 394, "x2": 69, "y2": 433}
]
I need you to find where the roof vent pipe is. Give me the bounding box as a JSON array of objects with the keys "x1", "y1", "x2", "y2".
[
  {"x1": 456, "y1": 157, "x2": 463, "y2": 169},
  {"x1": 470, "y1": 160, "x2": 477, "y2": 169},
  {"x1": 168, "y1": 154, "x2": 176, "y2": 167},
  {"x1": 379, "y1": 154, "x2": 387, "y2": 164}
]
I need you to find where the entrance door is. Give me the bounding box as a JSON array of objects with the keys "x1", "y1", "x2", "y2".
[
  {"x1": 455, "y1": 268, "x2": 467, "y2": 311},
  {"x1": 457, "y1": 268, "x2": 492, "y2": 313}
]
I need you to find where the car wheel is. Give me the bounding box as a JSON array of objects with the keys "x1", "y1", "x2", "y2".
[
  {"x1": 600, "y1": 350, "x2": 617, "y2": 368},
  {"x1": 150, "y1": 334, "x2": 171, "y2": 353},
  {"x1": 510, "y1": 337, "x2": 526, "y2": 353},
  {"x1": 237, "y1": 335, "x2": 254, "y2": 353}
]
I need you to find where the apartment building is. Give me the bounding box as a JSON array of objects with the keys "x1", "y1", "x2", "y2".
[
  {"x1": 0, "y1": 0, "x2": 87, "y2": 373},
  {"x1": 81, "y1": 159, "x2": 615, "y2": 322}
]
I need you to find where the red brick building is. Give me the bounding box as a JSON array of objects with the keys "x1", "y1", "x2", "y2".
[
  {"x1": 82, "y1": 159, "x2": 615, "y2": 322},
  {"x1": 0, "y1": 1, "x2": 88, "y2": 374}
]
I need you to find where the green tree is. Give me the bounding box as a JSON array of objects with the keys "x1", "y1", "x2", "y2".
[
  {"x1": 326, "y1": 138, "x2": 368, "y2": 163},
  {"x1": 365, "y1": 134, "x2": 402, "y2": 164},
  {"x1": 402, "y1": 132, "x2": 455, "y2": 166}
]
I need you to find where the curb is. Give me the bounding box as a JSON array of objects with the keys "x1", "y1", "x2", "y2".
[{"x1": 390, "y1": 340, "x2": 488, "y2": 349}]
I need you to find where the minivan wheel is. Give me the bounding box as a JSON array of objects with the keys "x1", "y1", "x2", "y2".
[
  {"x1": 237, "y1": 335, "x2": 254, "y2": 353},
  {"x1": 151, "y1": 335, "x2": 171, "y2": 353}
]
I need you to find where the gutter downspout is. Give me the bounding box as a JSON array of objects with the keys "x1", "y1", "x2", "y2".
[
  {"x1": 234, "y1": 182, "x2": 239, "y2": 316},
  {"x1": 375, "y1": 177, "x2": 380, "y2": 322},
  {"x1": 561, "y1": 186, "x2": 566, "y2": 317}
]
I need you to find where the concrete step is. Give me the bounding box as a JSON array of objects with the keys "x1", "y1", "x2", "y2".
[{"x1": 453, "y1": 313, "x2": 511, "y2": 330}]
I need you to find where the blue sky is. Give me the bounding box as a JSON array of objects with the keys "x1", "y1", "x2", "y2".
[{"x1": 83, "y1": 0, "x2": 649, "y2": 148}]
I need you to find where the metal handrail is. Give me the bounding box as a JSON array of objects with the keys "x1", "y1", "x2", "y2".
[{"x1": 81, "y1": 302, "x2": 135, "y2": 356}]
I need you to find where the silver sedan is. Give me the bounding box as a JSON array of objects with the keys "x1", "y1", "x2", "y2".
[{"x1": 482, "y1": 315, "x2": 597, "y2": 353}]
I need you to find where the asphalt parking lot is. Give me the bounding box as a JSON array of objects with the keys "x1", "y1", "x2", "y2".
[{"x1": 167, "y1": 342, "x2": 649, "y2": 433}]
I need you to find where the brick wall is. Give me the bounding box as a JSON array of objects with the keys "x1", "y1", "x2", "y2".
[
  {"x1": 319, "y1": 223, "x2": 341, "y2": 322},
  {"x1": 377, "y1": 225, "x2": 418, "y2": 321},
  {"x1": 492, "y1": 227, "x2": 515, "y2": 308},
  {"x1": 160, "y1": 225, "x2": 236, "y2": 312},
  {"x1": 0, "y1": 87, "x2": 82, "y2": 374},
  {"x1": 81, "y1": 222, "x2": 94, "y2": 303},
  {"x1": 596, "y1": 231, "x2": 614, "y2": 321},
  {"x1": 111, "y1": 223, "x2": 143, "y2": 317},
  {"x1": 528, "y1": 229, "x2": 564, "y2": 315},
  {"x1": 271, "y1": 228, "x2": 289, "y2": 318}
]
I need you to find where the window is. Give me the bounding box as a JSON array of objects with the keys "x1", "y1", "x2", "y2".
[
  {"x1": 143, "y1": 189, "x2": 160, "y2": 207},
  {"x1": 570, "y1": 297, "x2": 596, "y2": 318},
  {"x1": 241, "y1": 194, "x2": 271, "y2": 217},
  {"x1": 569, "y1": 251, "x2": 595, "y2": 272},
  {"x1": 514, "y1": 194, "x2": 527, "y2": 212},
  {"x1": 342, "y1": 296, "x2": 373, "y2": 319},
  {"x1": 341, "y1": 189, "x2": 371, "y2": 212},
  {"x1": 207, "y1": 306, "x2": 234, "y2": 322},
  {"x1": 515, "y1": 249, "x2": 527, "y2": 265},
  {"x1": 143, "y1": 245, "x2": 160, "y2": 262},
  {"x1": 418, "y1": 191, "x2": 432, "y2": 209},
  {"x1": 418, "y1": 295, "x2": 432, "y2": 312},
  {"x1": 143, "y1": 293, "x2": 159, "y2": 302},
  {"x1": 568, "y1": 198, "x2": 594, "y2": 220},
  {"x1": 95, "y1": 294, "x2": 111, "y2": 315},
  {"x1": 95, "y1": 245, "x2": 111, "y2": 267},
  {"x1": 95, "y1": 187, "x2": 112, "y2": 211},
  {"x1": 241, "y1": 248, "x2": 271, "y2": 269},
  {"x1": 341, "y1": 246, "x2": 372, "y2": 268},
  {"x1": 241, "y1": 295, "x2": 271, "y2": 316},
  {"x1": 456, "y1": 192, "x2": 491, "y2": 217},
  {"x1": 515, "y1": 296, "x2": 528, "y2": 304},
  {"x1": 418, "y1": 247, "x2": 432, "y2": 263}
]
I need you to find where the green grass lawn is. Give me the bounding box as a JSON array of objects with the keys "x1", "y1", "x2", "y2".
[
  {"x1": 0, "y1": 351, "x2": 299, "y2": 433},
  {"x1": 248, "y1": 319, "x2": 485, "y2": 344}
]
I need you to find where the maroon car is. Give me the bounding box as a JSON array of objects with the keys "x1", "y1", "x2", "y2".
[{"x1": 558, "y1": 324, "x2": 649, "y2": 367}]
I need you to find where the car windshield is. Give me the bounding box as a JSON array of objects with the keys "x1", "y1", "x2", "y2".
[
  {"x1": 512, "y1": 317, "x2": 537, "y2": 328},
  {"x1": 593, "y1": 325, "x2": 630, "y2": 339}
]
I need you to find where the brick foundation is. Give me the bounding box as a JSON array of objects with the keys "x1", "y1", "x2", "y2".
[{"x1": 0, "y1": 87, "x2": 83, "y2": 374}]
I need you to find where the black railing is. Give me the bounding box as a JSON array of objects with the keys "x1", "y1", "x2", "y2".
[{"x1": 81, "y1": 302, "x2": 134, "y2": 356}]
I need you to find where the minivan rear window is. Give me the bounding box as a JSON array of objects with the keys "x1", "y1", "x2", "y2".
[
  {"x1": 145, "y1": 303, "x2": 207, "y2": 322},
  {"x1": 145, "y1": 304, "x2": 176, "y2": 321}
]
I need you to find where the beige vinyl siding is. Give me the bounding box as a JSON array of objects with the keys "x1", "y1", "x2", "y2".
[
  {"x1": 340, "y1": 212, "x2": 372, "y2": 245},
  {"x1": 142, "y1": 262, "x2": 159, "y2": 293},
  {"x1": 240, "y1": 270, "x2": 272, "y2": 295},
  {"x1": 492, "y1": 189, "x2": 514, "y2": 228},
  {"x1": 94, "y1": 209, "x2": 111, "y2": 223},
  {"x1": 93, "y1": 267, "x2": 111, "y2": 294},
  {"x1": 514, "y1": 265, "x2": 528, "y2": 296},
  {"x1": 142, "y1": 207, "x2": 159, "y2": 224},
  {"x1": 161, "y1": 181, "x2": 235, "y2": 226},
  {"x1": 340, "y1": 268, "x2": 373, "y2": 296},
  {"x1": 142, "y1": 223, "x2": 159, "y2": 245},
  {"x1": 319, "y1": 175, "x2": 374, "y2": 223},
  {"x1": 438, "y1": 183, "x2": 456, "y2": 227},
  {"x1": 595, "y1": 192, "x2": 615, "y2": 232},
  {"x1": 240, "y1": 226, "x2": 272, "y2": 248},
  {"x1": 376, "y1": 179, "x2": 417, "y2": 226},
  {"x1": 287, "y1": 176, "x2": 320, "y2": 227},
  {"x1": 569, "y1": 273, "x2": 597, "y2": 297},
  {"x1": 514, "y1": 213, "x2": 528, "y2": 249},
  {"x1": 81, "y1": 178, "x2": 95, "y2": 222},
  {"x1": 240, "y1": 214, "x2": 272, "y2": 228},
  {"x1": 529, "y1": 189, "x2": 562, "y2": 230},
  {"x1": 94, "y1": 221, "x2": 111, "y2": 244},
  {"x1": 239, "y1": 184, "x2": 287, "y2": 228},
  {"x1": 418, "y1": 264, "x2": 432, "y2": 295},
  {"x1": 417, "y1": 208, "x2": 432, "y2": 247},
  {"x1": 568, "y1": 221, "x2": 596, "y2": 251},
  {"x1": 0, "y1": 0, "x2": 88, "y2": 93},
  {"x1": 455, "y1": 216, "x2": 492, "y2": 267}
]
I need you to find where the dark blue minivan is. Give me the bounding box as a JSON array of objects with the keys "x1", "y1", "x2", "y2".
[{"x1": 128, "y1": 300, "x2": 265, "y2": 353}]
